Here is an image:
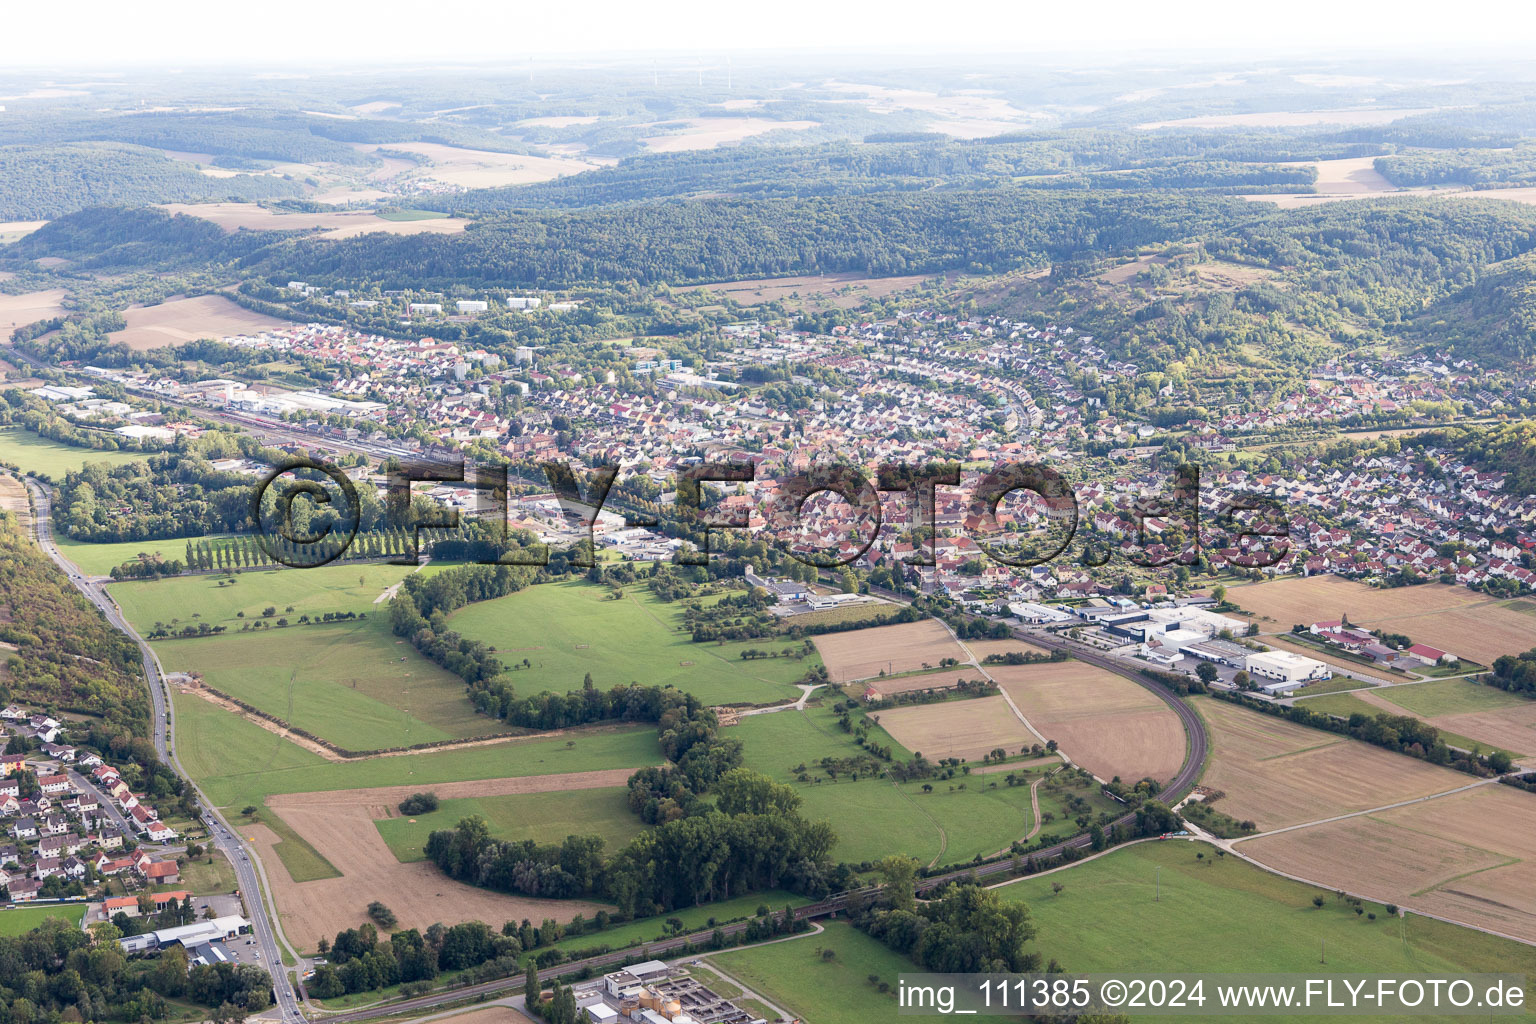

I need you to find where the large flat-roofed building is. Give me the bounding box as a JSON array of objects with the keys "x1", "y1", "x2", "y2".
[{"x1": 1245, "y1": 649, "x2": 1331, "y2": 692}]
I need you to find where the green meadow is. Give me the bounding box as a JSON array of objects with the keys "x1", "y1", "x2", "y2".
[
  {"x1": 711, "y1": 921, "x2": 999, "y2": 1024},
  {"x1": 0, "y1": 903, "x2": 86, "y2": 935},
  {"x1": 155, "y1": 617, "x2": 496, "y2": 751},
  {"x1": 732, "y1": 705, "x2": 1056, "y2": 868},
  {"x1": 1297, "y1": 687, "x2": 1525, "y2": 758},
  {"x1": 55, "y1": 533, "x2": 231, "y2": 576},
  {"x1": 170, "y1": 687, "x2": 661, "y2": 811},
  {"x1": 448, "y1": 580, "x2": 815, "y2": 706},
  {"x1": 1000, "y1": 841, "x2": 1536, "y2": 1024},
  {"x1": 376, "y1": 787, "x2": 644, "y2": 863},
  {"x1": 0, "y1": 426, "x2": 149, "y2": 478},
  {"x1": 111, "y1": 562, "x2": 417, "y2": 632}
]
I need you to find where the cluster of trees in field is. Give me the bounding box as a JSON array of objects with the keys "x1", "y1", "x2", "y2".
[
  {"x1": 1490, "y1": 649, "x2": 1536, "y2": 696},
  {"x1": 0, "y1": 143, "x2": 298, "y2": 220},
  {"x1": 0, "y1": 917, "x2": 271, "y2": 1024},
  {"x1": 55, "y1": 447, "x2": 393, "y2": 543},
  {"x1": 0, "y1": 512, "x2": 153, "y2": 730},
  {"x1": 308, "y1": 919, "x2": 519, "y2": 998},
  {"x1": 426, "y1": 767, "x2": 839, "y2": 917},
  {"x1": 855, "y1": 869, "x2": 1039, "y2": 974},
  {"x1": 1376, "y1": 145, "x2": 1536, "y2": 188},
  {"x1": 389, "y1": 562, "x2": 535, "y2": 686}
]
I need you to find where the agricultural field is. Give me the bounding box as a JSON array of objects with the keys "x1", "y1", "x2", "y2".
[
  {"x1": 1191, "y1": 696, "x2": 1471, "y2": 830},
  {"x1": 361, "y1": 142, "x2": 604, "y2": 188},
  {"x1": 874, "y1": 695, "x2": 1034, "y2": 763},
  {"x1": 710, "y1": 920, "x2": 997, "y2": 1024},
  {"x1": 0, "y1": 287, "x2": 66, "y2": 332},
  {"x1": 0, "y1": 903, "x2": 86, "y2": 935},
  {"x1": 1241, "y1": 783, "x2": 1536, "y2": 944},
  {"x1": 862, "y1": 668, "x2": 978, "y2": 698},
  {"x1": 1297, "y1": 680, "x2": 1533, "y2": 759},
  {"x1": 160, "y1": 202, "x2": 470, "y2": 240},
  {"x1": 254, "y1": 769, "x2": 628, "y2": 950},
  {"x1": 0, "y1": 426, "x2": 149, "y2": 478},
  {"x1": 170, "y1": 685, "x2": 661, "y2": 811},
  {"x1": 375, "y1": 786, "x2": 644, "y2": 863},
  {"x1": 54, "y1": 533, "x2": 231, "y2": 576},
  {"x1": 107, "y1": 294, "x2": 292, "y2": 351},
  {"x1": 992, "y1": 661, "x2": 1186, "y2": 783},
  {"x1": 537, "y1": 891, "x2": 811, "y2": 966},
  {"x1": 158, "y1": 618, "x2": 498, "y2": 751},
  {"x1": 731, "y1": 705, "x2": 1053, "y2": 867},
  {"x1": 1224, "y1": 576, "x2": 1533, "y2": 665},
  {"x1": 448, "y1": 580, "x2": 812, "y2": 706},
  {"x1": 812, "y1": 619, "x2": 967, "y2": 682},
  {"x1": 110, "y1": 561, "x2": 413, "y2": 631},
  {"x1": 1001, "y1": 840, "x2": 1536, "y2": 1023}
]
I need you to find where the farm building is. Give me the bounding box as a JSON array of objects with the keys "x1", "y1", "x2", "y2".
[
  {"x1": 1244, "y1": 650, "x2": 1331, "y2": 692},
  {"x1": 1406, "y1": 643, "x2": 1456, "y2": 666}
]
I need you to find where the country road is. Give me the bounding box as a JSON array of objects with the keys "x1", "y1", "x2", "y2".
[{"x1": 24, "y1": 478, "x2": 307, "y2": 1024}]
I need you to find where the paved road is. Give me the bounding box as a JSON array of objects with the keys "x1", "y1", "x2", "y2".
[{"x1": 25, "y1": 479, "x2": 306, "y2": 1023}]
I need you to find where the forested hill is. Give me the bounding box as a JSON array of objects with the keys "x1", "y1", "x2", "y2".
[
  {"x1": 3, "y1": 206, "x2": 296, "y2": 271},
  {"x1": 0, "y1": 143, "x2": 299, "y2": 221},
  {"x1": 1411, "y1": 249, "x2": 1536, "y2": 362},
  {"x1": 267, "y1": 190, "x2": 1255, "y2": 287},
  {"x1": 0, "y1": 509, "x2": 150, "y2": 732}
]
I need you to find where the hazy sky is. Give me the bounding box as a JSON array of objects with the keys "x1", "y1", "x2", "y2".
[{"x1": 12, "y1": 0, "x2": 1536, "y2": 68}]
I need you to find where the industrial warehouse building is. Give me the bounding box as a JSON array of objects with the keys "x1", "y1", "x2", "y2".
[{"x1": 1243, "y1": 649, "x2": 1332, "y2": 693}]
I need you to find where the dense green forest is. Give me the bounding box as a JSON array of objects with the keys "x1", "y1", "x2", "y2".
[
  {"x1": 1377, "y1": 145, "x2": 1536, "y2": 188},
  {"x1": 0, "y1": 143, "x2": 299, "y2": 220},
  {"x1": 1411, "y1": 249, "x2": 1536, "y2": 361},
  {"x1": 0, "y1": 510, "x2": 150, "y2": 730}
]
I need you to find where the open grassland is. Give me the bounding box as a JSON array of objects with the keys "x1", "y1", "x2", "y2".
[
  {"x1": 711, "y1": 921, "x2": 996, "y2": 1024},
  {"x1": 171, "y1": 687, "x2": 660, "y2": 811},
  {"x1": 254, "y1": 770, "x2": 623, "y2": 950},
  {"x1": 1226, "y1": 576, "x2": 1531, "y2": 664},
  {"x1": 1299, "y1": 679, "x2": 1535, "y2": 758},
  {"x1": 731, "y1": 705, "x2": 1047, "y2": 866},
  {"x1": 1001, "y1": 841, "x2": 1536, "y2": 1023},
  {"x1": 0, "y1": 287, "x2": 66, "y2": 332},
  {"x1": 1242, "y1": 783, "x2": 1536, "y2": 944},
  {"x1": 55, "y1": 533, "x2": 230, "y2": 576},
  {"x1": 1192, "y1": 696, "x2": 1471, "y2": 830},
  {"x1": 108, "y1": 294, "x2": 292, "y2": 351},
  {"x1": 449, "y1": 580, "x2": 810, "y2": 706},
  {"x1": 0, "y1": 426, "x2": 149, "y2": 478},
  {"x1": 0, "y1": 903, "x2": 86, "y2": 935},
  {"x1": 111, "y1": 561, "x2": 414, "y2": 631},
  {"x1": 535, "y1": 890, "x2": 810, "y2": 966},
  {"x1": 157, "y1": 618, "x2": 497, "y2": 750},
  {"x1": 376, "y1": 786, "x2": 644, "y2": 863},
  {"x1": 992, "y1": 661, "x2": 1186, "y2": 783},
  {"x1": 812, "y1": 619, "x2": 966, "y2": 682},
  {"x1": 874, "y1": 696, "x2": 1034, "y2": 763}
]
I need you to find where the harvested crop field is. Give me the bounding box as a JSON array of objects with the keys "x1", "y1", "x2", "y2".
[
  {"x1": 1225, "y1": 577, "x2": 1531, "y2": 664},
  {"x1": 361, "y1": 142, "x2": 604, "y2": 188},
  {"x1": 108, "y1": 295, "x2": 292, "y2": 350},
  {"x1": 160, "y1": 202, "x2": 469, "y2": 240},
  {"x1": 1193, "y1": 696, "x2": 1471, "y2": 830},
  {"x1": 0, "y1": 288, "x2": 66, "y2": 333},
  {"x1": 966, "y1": 638, "x2": 1049, "y2": 661},
  {"x1": 813, "y1": 619, "x2": 966, "y2": 682},
  {"x1": 640, "y1": 117, "x2": 818, "y2": 152},
  {"x1": 873, "y1": 695, "x2": 1032, "y2": 762},
  {"x1": 864, "y1": 669, "x2": 976, "y2": 698},
  {"x1": 1242, "y1": 783, "x2": 1536, "y2": 942},
  {"x1": 257, "y1": 768, "x2": 629, "y2": 949},
  {"x1": 1314, "y1": 679, "x2": 1536, "y2": 761},
  {"x1": 991, "y1": 661, "x2": 1185, "y2": 783},
  {"x1": 1137, "y1": 107, "x2": 1435, "y2": 130}
]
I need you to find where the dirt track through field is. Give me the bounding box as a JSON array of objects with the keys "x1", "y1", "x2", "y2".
[{"x1": 259, "y1": 769, "x2": 630, "y2": 949}]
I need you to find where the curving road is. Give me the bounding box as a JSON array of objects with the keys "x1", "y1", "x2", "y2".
[{"x1": 24, "y1": 479, "x2": 306, "y2": 1024}]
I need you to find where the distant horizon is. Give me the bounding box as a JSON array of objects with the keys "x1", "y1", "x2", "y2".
[{"x1": 8, "y1": 0, "x2": 1536, "y2": 72}]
